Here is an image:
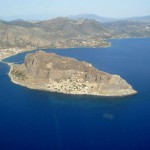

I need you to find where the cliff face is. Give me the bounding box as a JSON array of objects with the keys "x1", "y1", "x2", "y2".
[
  {"x1": 9, "y1": 51, "x2": 137, "y2": 96},
  {"x1": 24, "y1": 51, "x2": 109, "y2": 82}
]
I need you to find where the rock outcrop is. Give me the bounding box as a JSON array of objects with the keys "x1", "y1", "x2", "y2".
[{"x1": 9, "y1": 51, "x2": 137, "y2": 96}]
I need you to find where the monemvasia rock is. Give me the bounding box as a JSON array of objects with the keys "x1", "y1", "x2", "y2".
[{"x1": 9, "y1": 51, "x2": 137, "y2": 96}]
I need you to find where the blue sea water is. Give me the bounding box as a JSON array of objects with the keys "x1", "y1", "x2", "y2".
[{"x1": 0, "y1": 38, "x2": 150, "y2": 150}]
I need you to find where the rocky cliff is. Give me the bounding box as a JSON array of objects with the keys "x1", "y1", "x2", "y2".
[{"x1": 9, "y1": 51, "x2": 137, "y2": 96}]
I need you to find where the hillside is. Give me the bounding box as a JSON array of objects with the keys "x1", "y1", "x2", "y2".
[
  {"x1": 0, "y1": 18, "x2": 111, "y2": 51},
  {"x1": 68, "y1": 14, "x2": 116, "y2": 23},
  {"x1": 125, "y1": 16, "x2": 150, "y2": 23},
  {"x1": 0, "y1": 17, "x2": 150, "y2": 54},
  {"x1": 0, "y1": 22, "x2": 50, "y2": 49},
  {"x1": 69, "y1": 14, "x2": 150, "y2": 23},
  {"x1": 105, "y1": 20, "x2": 150, "y2": 37}
]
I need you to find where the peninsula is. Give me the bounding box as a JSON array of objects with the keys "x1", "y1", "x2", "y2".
[{"x1": 9, "y1": 51, "x2": 137, "y2": 96}]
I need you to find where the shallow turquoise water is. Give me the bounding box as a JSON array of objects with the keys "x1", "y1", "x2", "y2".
[{"x1": 1, "y1": 38, "x2": 150, "y2": 150}]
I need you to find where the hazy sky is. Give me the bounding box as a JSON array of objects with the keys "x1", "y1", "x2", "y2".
[{"x1": 1, "y1": 0, "x2": 150, "y2": 20}]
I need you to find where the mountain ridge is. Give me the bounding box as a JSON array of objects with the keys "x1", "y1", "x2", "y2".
[
  {"x1": 0, "y1": 16, "x2": 150, "y2": 60},
  {"x1": 68, "y1": 14, "x2": 150, "y2": 23}
]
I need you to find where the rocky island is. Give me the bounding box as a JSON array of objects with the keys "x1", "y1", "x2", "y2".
[{"x1": 9, "y1": 51, "x2": 137, "y2": 96}]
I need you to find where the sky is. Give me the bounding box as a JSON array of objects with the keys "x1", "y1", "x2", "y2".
[{"x1": 1, "y1": 0, "x2": 150, "y2": 20}]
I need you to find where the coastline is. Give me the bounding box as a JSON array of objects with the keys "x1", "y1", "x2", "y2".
[
  {"x1": 109, "y1": 36, "x2": 150, "y2": 41},
  {"x1": 1, "y1": 36, "x2": 150, "y2": 62},
  {"x1": 0, "y1": 47, "x2": 37, "y2": 62},
  {"x1": 2, "y1": 37, "x2": 149, "y2": 97},
  {"x1": 8, "y1": 55, "x2": 137, "y2": 97}
]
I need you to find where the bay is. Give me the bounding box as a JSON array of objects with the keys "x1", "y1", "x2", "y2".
[{"x1": 0, "y1": 38, "x2": 150, "y2": 150}]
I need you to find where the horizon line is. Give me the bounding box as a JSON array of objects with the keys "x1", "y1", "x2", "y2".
[{"x1": 0, "y1": 13, "x2": 150, "y2": 21}]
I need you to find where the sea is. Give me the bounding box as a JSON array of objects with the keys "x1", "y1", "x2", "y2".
[{"x1": 0, "y1": 38, "x2": 150, "y2": 150}]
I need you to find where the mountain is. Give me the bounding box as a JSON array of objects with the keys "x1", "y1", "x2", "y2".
[
  {"x1": 104, "y1": 20, "x2": 150, "y2": 37},
  {"x1": 0, "y1": 17, "x2": 150, "y2": 51},
  {"x1": 8, "y1": 19, "x2": 35, "y2": 28},
  {"x1": 126, "y1": 15, "x2": 150, "y2": 23},
  {"x1": 35, "y1": 17, "x2": 108, "y2": 38},
  {"x1": 0, "y1": 18, "x2": 111, "y2": 50},
  {"x1": 68, "y1": 14, "x2": 116, "y2": 23},
  {"x1": 68, "y1": 14, "x2": 150, "y2": 23},
  {"x1": 32, "y1": 17, "x2": 111, "y2": 48},
  {"x1": 0, "y1": 19, "x2": 7, "y2": 24},
  {"x1": 0, "y1": 22, "x2": 50, "y2": 49}
]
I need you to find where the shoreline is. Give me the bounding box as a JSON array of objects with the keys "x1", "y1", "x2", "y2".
[
  {"x1": 8, "y1": 56, "x2": 137, "y2": 97},
  {"x1": 108, "y1": 36, "x2": 150, "y2": 41},
  {"x1": 1, "y1": 37, "x2": 150, "y2": 62},
  {"x1": 0, "y1": 48, "x2": 36, "y2": 62}
]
